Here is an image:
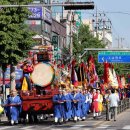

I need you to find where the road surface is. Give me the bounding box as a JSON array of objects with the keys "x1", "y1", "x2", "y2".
[{"x1": 0, "y1": 109, "x2": 130, "y2": 130}]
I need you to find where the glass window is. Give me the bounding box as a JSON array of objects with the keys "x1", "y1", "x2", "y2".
[
  {"x1": 44, "y1": 22, "x2": 51, "y2": 34},
  {"x1": 25, "y1": 20, "x2": 42, "y2": 35}
]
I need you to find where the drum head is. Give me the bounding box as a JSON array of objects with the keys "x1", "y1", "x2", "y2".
[{"x1": 31, "y1": 63, "x2": 55, "y2": 87}]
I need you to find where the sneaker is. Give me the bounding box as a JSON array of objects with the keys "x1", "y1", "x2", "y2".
[
  {"x1": 74, "y1": 120, "x2": 77, "y2": 123},
  {"x1": 93, "y1": 116, "x2": 96, "y2": 119},
  {"x1": 11, "y1": 120, "x2": 14, "y2": 125},
  {"x1": 58, "y1": 122, "x2": 62, "y2": 125},
  {"x1": 54, "y1": 122, "x2": 58, "y2": 125},
  {"x1": 15, "y1": 120, "x2": 18, "y2": 124}
]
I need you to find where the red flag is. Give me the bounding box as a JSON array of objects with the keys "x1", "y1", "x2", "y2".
[
  {"x1": 87, "y1": 55, "x2": 98, "y2": 87},
  {"x1": 71, "y1": 67, "x2": 78, "y2": 87}
]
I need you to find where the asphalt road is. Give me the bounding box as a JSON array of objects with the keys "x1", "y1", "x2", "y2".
[{"x1": 0, "y1": 109, "x2": 130, "y2": 130}]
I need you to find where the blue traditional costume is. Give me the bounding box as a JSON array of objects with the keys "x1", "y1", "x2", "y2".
[
  {"x1": 5, "y1": 93, "x2": 22, "y2": 125},
  {"x1": 80, "y1": 93, "x2": 86, "y2": 120},
  {"x1": 62, "y1": 91, "x2": 73, "y2": 121},
  {"x1": 71, "y1": 90, "x2": 81, "y2": 122},
  {"x1": 53, "y1": 90, "x2": 65, "y2": 124},
  {"x1": 85, "y1": 92, "x2": 92, "y2": 115}
]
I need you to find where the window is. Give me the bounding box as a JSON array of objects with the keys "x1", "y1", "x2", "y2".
[
  {"x1": 25, "y1": 20, "x2": 42, "y2": 34},
  {"x1": 44, "y1": 22, "x2": 51, "y2": 34}
]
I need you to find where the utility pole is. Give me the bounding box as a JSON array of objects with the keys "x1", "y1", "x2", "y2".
[
  {"x1": 120, "y1": 37, "x2": 125, "y2": 48},
  {"x1": 95, "y1": 6, "x2": 98, "y2": 36},
  {"x1": 102, "y1": 12, "x2": 106, "y2": 44},
  {"x1": 103, "y1": 20, "x2": 105, "y2": 44},
  {"x1": 115, "y1": 36, "x2": 124, "y2": 48},
  {"x1": 116, "y1": 36, "x2": 120, "y2": 48},
  {"x1": 70, "y1": 11, "x2": 74, "y2": 60},
  {"x1": 92, "y1": 10, "x2": 112, "y2": 46}
]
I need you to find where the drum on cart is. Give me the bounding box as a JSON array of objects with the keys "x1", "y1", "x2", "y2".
[{"x1": 31, "y1": 62, "x2": 55, "y2": 87}]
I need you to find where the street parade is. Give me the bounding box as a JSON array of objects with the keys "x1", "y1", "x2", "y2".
[
  {"x1": 0, "y1": 49, "x2": 130, "y2": 126},
  {"x1": 1, "y1": 1, "x2": 130, "y2": 130}
]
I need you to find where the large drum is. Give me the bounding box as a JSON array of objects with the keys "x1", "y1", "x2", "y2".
[{"x1": 31, "y1": 62, "x2": 55, "y2": 87}]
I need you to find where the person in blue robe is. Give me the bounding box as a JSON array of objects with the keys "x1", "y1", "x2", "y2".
[
  {"x1": 4, "y1": 95, "x2": 11, "y2": 121},
  {"x1": 53, "y1": 89, "x2": 65, "y2": 124},
  {"x1": 62, "y1": 89, "x2": 73, "y2": 122},
  {"x1": 4, "y1": 90, "x2": 22, "y2": 125},
  {"x1": 71, "y1": 88, "x2": 81, "y2": 122},
  {"x1": 85, "y1": 89, "x2": 92, "y2": 115},
  {"x1": 80, "y1": 90, "x2": 86, "y2": 120}
]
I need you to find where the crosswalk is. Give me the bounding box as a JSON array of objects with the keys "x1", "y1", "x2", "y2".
[{"x1": 0, "y1": 124, "x2": 130, "y2": 130}]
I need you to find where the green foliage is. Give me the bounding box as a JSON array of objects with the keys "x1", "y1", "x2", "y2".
[
  {"x1": 114, "y1": 63, "x2": 130, "y2": 77},
  {"x1": 72, "y1": 24, "x2": 105, "y2": 75},
  {"x1": 72, "y1": 24, "x2": 127, "y2": 77},
  {"x1": 0, "y1": 0, "x2": 36, "y2": 66}
]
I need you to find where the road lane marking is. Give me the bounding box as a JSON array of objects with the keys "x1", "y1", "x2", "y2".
[
  {"x1": 69, "y1": 125, "x2": 85, "y2": 129},
  {"x1": 42, "y1": 126, "x2": 53, "y2": 130},
  {"x1": 20, "y1": 126, "x2": 34, "y2": 129},
  {"x1": 51, "y1": 129, "x2": 63, "y2": 130},
  {"x1": 0, "y1": 126, "x2": 15, "y2": 130},
  {"x1": 122, "y1": 125, "x2": 130, "y2": 129},
  {"x1": 96, "y1": 124, "x2": 110, "y2": 128}
]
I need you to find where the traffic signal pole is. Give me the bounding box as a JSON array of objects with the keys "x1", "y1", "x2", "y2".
[
  {"x1": 79, "y1": 48, "x2": 130, "y2": 58},
  {"x1": 0, "y1": 2, "x2": 94, "y2": 8}
]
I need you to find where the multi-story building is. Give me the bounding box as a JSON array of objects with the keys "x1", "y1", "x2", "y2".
[
  {"x1": 26, "y1": 0, "x2": 52, "y2": 48},
  {"x1": 25, "y1": 0, "x2": 67, "y2": 60},
  {"x1": 83, "y1": 19, "x2": 112, "y2": 48},
  {"x1": 51, "y1": 0, "x2": 81, "y2": 49}
]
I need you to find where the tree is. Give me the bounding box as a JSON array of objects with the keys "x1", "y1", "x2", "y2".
[
  {"x1": 72, "y1": 24, "x2": 127, "y2": 78},
  {"x1": 72, "y1": 24, "x2": 105, "y2": 75},
  {"x1": 0, "y1": 0, "x2": 36, "y2": 90}
]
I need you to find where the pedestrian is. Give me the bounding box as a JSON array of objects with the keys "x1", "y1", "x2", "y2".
[
  {"x1": 71, "y1": 88, "x2": 81, "y2": 122},
  {"x1": 91, "y1": 89, "x2": 99, "y2": 119},
  {"x1": 62, "y1": 89, "x2": 73, "y2": 122},
  {"x1": 0, "y1": 94, "x2": 4, "y2": 122},
  {"x1": 108, "y1": 89, "x2": 120, "y2": 121},
  {"x1": 80, "y1": 89, "x2": 86, "y2": 121},
  {"x1": 126, "y1": 89, "x2": 130, "y2": 98},
  {"x1": 84, "y1": 89, "x2": 92, "y2": 115},
  {"x1": 53, "y1": 89, "x2": 65, "y2": 125},
  {"x1": 97, "y1": 90, "x2": 103, "y2": 116},
  {"x1": 4, "y1": 90, "x2": 22, "y2": 125},
  {"x1": 105, "y1": 89, "x2": 111, "y2": 121}
]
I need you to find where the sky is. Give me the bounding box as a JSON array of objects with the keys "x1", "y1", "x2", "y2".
[{"x1": 82, "y1": 0, "x2": 130, "y2": 48}]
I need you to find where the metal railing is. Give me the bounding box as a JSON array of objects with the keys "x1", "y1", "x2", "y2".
[
  {"x1": 117, "y1": 98, "x2": 130, "y2": 114},
  {"x1": 103, "y1": 98, "x2": 130, "y2": 120}
]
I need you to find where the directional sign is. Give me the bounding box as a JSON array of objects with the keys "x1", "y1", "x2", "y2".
[{"x1": 98, "y1": 51, "x2": 130, "y2": 63}]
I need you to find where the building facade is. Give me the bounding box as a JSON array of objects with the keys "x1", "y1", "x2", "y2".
[{"x1": 83, "y1": 19, "x2": 112, "y2": 48}]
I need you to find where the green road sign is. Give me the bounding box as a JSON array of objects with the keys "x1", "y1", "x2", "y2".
[
  {"x1": 98, "y1": 51, "x2": 130, "y2": 55},
  {"x1": 98, "y1": 51, "x2": 130, "y2": 63}
]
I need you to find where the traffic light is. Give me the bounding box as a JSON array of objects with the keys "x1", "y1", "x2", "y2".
[{"x1": 64, "y1": 2, "x2": 94, "y2": 10}]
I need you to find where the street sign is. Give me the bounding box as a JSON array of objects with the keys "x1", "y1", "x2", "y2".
[{"x1": 98, "y1": 51, "x2": 130, "y2": 63}]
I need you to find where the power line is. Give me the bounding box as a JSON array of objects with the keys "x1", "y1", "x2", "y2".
[{"x1": 103, "y1": 11, "x2": 130, "y2": 15}]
